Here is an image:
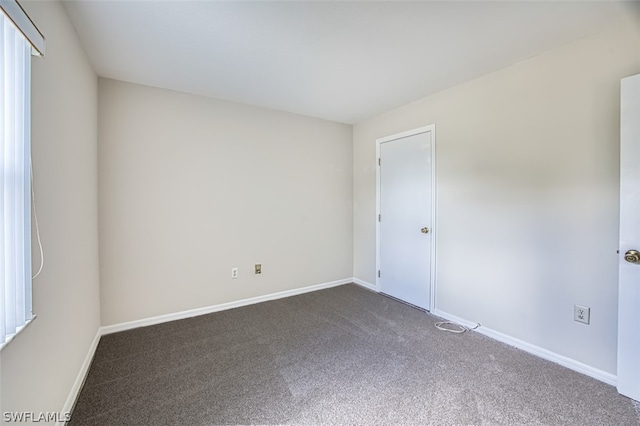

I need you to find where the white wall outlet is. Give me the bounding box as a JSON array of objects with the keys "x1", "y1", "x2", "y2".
[
  {"x1": 231, "y1": 267, "x2": 239, "y2": 279},
  {"x1": 574, "y1": 305, "x2": 590, "y2": 324}
]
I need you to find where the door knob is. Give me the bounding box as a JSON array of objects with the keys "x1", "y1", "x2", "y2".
[
  {"x1": 624, "y1": 250, "x2": 640, "y2": 264},
  {"x1": 421, "y1": 227, "x2": 430, "y2": 234}
]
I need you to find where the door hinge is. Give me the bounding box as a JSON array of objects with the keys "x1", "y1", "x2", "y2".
[
  {"x1": 378, "y1": 214, "x2": 381, "y2": 222},
  {"x1": 378, "y1": 270, "x2": 381, "y2": 278},
  {"x1": 378, "y1": 158, "x2": 381, "y2": 166}
]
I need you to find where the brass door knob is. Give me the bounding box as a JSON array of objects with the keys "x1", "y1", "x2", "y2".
[
  {"x1": 624, "y1": 250, "x2": 640, "y2": 265},
  {"x1": 421, "y1": 227, "x2": 430, "y2": 234}
]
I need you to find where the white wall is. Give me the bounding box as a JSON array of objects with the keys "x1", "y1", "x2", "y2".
[
  {"x1": 98, "y1": 79, "x2": 353, "y2": 326},
  {"x1": 0, "y1": 0, "x2": 100, "y2": 420},
  {"x1": 353, "y1": 27, "x2": 640, "y2": 374}
]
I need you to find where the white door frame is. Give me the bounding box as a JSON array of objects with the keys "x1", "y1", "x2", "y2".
[{"x1": 375, "y1": 124, "x2": 437, "y2": 311}]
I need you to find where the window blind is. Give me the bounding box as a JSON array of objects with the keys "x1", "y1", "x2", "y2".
[{"x1": 1, "y1": 9, "x2": 33, "y2": 349}]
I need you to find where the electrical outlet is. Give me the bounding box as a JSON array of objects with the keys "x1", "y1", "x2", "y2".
[
  {"x1": 231, "y1": 267, "x2": 238, "y2": 279},
  {"x1": 254, "y1": 264, "x2": 262, "y2": 274},
  {"x1": 574, "y1": 305, "x2": 590, "y2": 324}
]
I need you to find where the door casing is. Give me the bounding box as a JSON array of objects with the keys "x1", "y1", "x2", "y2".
[{"x1": 375, "y1": 124, "x2": 437, "y2": 311}]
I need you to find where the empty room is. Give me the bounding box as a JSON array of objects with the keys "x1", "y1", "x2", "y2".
[{"x1": 1, "y1": 0, "x2": 640, "y2": 424}]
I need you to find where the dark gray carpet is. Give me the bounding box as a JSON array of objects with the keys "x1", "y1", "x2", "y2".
[{"x1": 69, "y1": 284, "x2": 639, "y2": 425}]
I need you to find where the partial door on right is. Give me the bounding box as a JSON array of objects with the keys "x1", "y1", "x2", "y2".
[{"x1": 618, "y1": 74, "x2": 640, "y2": 402}]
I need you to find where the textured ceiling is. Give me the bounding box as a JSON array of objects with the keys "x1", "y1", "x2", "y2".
[{"x1": 62, "y1": 1, "x2": 640, "y2": 124}]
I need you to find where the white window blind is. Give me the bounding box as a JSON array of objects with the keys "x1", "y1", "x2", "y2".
[{"x1": 1, "y1": 9, "x2": 33, "y2": 349}]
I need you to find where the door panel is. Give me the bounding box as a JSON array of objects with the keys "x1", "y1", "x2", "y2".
[
  {"x1": 618, "y1": 74, "x2": 640, "y2": 401},
  {"x1": 379, "y1": 131, "x2": 432, "y2": 310}
]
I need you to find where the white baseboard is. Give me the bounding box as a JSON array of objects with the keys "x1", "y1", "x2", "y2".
[
  {"x1": 432, "y1": 309, "x2": 617, "y2": 386},
  {"x1": 352, "y1": 277, "x2": 377, "y2": 292},
  {"x1": 348, "y1": 281, "x2": 614, "y2": 386},
  {"x1": 62, "y1": 278, "x2": 352, "y2": 421},
  {"x1": 101, "y1": 278, "x2": 353, "y2": 335},
  {"x1": 62, "y1": 281, "x2": 616, "y2": 424},
  {"x1": 58, "y1": 328, "x2": 101, "y2": 426}
]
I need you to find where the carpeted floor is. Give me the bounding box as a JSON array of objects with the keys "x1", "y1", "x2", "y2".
[{"x1": 69, "y1": 284, "x2": 639, "y2": 425}]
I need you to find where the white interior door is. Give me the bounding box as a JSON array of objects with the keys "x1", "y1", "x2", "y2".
[
  {"x1": 618, "y1": 74, "x2": 640, "y2": 402},
  {"x1": 377, "y1": 127, "x2": 434, "y2": 310}
]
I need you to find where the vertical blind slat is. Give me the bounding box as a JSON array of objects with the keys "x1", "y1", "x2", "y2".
[
  {"x1": 3, "y1": 15, "x2": 17, "y2": 336},
  {"x1": 22, "y1": 33, "x2": 30, "y2": 318},
  {"x1": 0, "y1": 15, "x2": 6, "y2": 342}
]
